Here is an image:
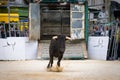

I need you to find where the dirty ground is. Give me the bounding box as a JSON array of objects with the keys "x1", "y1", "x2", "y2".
[{"x1": 0, "y1": 60, "x2": 120, "y2": 80}]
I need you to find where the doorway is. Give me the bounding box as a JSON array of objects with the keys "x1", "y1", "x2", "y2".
[{"x1": 40, "y1": 4, "x2": 70, "y2": 40}]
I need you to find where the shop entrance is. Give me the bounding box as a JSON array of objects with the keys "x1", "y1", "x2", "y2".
[{"x1": 40, "y1": 4, "x2": 70, "y2": 40}]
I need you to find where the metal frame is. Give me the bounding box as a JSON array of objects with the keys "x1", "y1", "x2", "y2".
[{"x1": 0, "y1": 0, "x2": 29, "y2": 38}]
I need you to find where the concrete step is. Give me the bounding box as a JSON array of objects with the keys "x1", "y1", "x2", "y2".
[{"x1": 38, "y1": 40, "x2": 87, "y2": 59}]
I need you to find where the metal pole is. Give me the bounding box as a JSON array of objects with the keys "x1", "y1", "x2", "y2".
[
  {"x1": 61, "y1": 8, "x2": 63, "y2": 34},
  {"x1": 3, "y1": 23, "x2": 6, "y2": 38},
  {"x1": 111, "y1": 22, "x2": 118, "y2": 60},
  {"x1": 109, "y1": 25, "x2": 115, "y2": 60},
  {"x1": 114, "y1": 23, "x2": 120, "y2": 59},
  {"x1": 85, "y1": 1, "x2": 88, "y2": 46},
  {"x1": 106, "y1": 0, "x2": 110, "y2": 22},
  {"x1": 8, "y1": 0, "x2": 11, "y2": 37},
  {"x1": 107, "y1": 24, "x2": 113, "y2": 60},
  {"x1": 117, "y1": 26, "x2": 120, "y2": 59},
  {"x1": 113, "y1": 22, "x2": 119, "y2": 60}
]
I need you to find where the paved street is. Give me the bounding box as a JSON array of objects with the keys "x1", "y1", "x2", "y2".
[{"x1": 0, "y1": 60, "x2": 120, "y2": 80}]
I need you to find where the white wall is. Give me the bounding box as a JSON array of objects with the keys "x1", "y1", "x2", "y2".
[
  {"x1": 0, "y1": 37, "x2": 38, "y2": 60},
  {"x1": 88, "y1": 36, "x2": 109, "y2": 60}
]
